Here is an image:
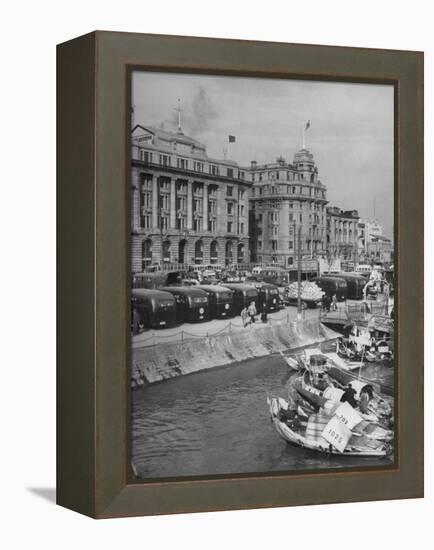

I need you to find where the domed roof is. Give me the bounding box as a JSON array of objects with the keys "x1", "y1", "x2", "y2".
[{"x1": 293, "y1": 148, "x2": 315, "y2": 165}]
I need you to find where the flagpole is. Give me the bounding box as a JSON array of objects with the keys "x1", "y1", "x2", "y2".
[
  {"x1": 302, "y1": 122, "x2": 305, "y2": 149},
  {"x1": 227, "y1": 135, "x2": 236, "y2": 160},
  {"x1": 174, "y1": 99, "x2": 182, "y2": 133}
]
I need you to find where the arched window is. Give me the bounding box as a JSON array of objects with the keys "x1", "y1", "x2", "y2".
[
  {"x1": 178, "y1": 239, "x2": 187, "y2": 265},
  {"x1": 237, "y1": 242, "x2": 245, "y2": 264},
  {"x1": 225, "y1": 241, "x2": 233, "y2": 266},
  {"x1": 195, "y1": 240, "x2": 204, "y2": 264},
  {"x1": 142, "y1": 239, "x2": 152, "y2": 269},
  {"x1": 210, "y1": 240, "x2": 218, "y2": 264},
  {"x1": 162, "y1": 240, "x2": 171, "y2": 263}
]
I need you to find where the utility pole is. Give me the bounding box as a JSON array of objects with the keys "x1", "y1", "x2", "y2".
[
  {"x1": 297, "y1": 223, "x2": 302, "y2": 320},
  {"x1": 158, "y1": 177, "x2": 163, "y2": 270}
]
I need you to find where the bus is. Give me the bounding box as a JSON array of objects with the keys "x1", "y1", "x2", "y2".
[
  {"x1": 220, "y1": 283, "x2": 259, "y2": 315},
  {"x1": 131, "y1": 270, "x2": 184, "y2": 289},
  {"x1": 331, "y1": 273, "x2": 367, "y2": 300},
  {"x1": 196, "y1": 285, "x2": 234, "y2": 319},
  {"x1": 247, "y1": 282, "x2": 281, "y2": 312},
  {"x1": 311, "y1": 276, "x2": 348, "y2": 302},
  {"x1": 257, "y1": 267, "x2": 291, "y2": 287},
  {"x1": 159, "y1": 287, "x2": 210, "y2": 323},
  {"x1": 131, "y1": 289, "x2": 177, "y2": 332}
]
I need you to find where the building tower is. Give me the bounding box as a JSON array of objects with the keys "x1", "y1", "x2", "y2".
[{"x1": 248, "y1": 146, "x2": 328, "y2": 268}]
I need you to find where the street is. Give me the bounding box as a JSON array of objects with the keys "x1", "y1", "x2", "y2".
[{"x1": 132, "y1": 303, "x2": 322, "y2": 348}]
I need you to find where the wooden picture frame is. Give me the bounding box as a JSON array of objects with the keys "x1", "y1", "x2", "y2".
[{"x1": 57, "y1": 31, "x2": 423, "y2": 518}]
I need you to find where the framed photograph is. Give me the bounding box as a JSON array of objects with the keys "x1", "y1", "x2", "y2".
[{"x1": 57, "y1": 31, "x2": 423, "y2": 518}]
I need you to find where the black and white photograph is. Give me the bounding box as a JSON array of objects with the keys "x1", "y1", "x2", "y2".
[{"x1": 129, "y1": 71, "x2": 395, "y2": 480}]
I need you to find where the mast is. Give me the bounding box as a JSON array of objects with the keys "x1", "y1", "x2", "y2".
[
  {"x1": 297, "y1": 224, "x2": 302, "y2": 320},
  {"x1": 175, "y1": 98, "x2": 182, "y2": 133}
]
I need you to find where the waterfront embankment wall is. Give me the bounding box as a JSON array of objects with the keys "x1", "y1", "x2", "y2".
[{"x1": 132, "y1": 319, "x2": 339, "y2": 386}]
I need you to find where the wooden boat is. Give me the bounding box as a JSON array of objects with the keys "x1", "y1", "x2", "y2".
[
  {"x1": 267, "y1": 396, "x2": 393, "y2": 457},
  {"x1": 327, "y1": 365, "x2": 394, "y2": 398},
  {"x1": 293, "y1": 348, "x2": 394, "y2": 397},
  {"x1": 338, "y1": 336, "x2": 394, "y2": 364},
  {"x1": 294, "y1": 369, "x2": 393, "y2": 427}
]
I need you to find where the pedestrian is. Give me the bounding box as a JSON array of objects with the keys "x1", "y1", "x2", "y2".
[
  {"x1": 260, "y1": 303, "x2": 268, "y2": 323},
  {"x1": 247, "y1": 301, "x2": 257, "y2": 324},
  {"x1": 331, "y1": 294, "x2": 338, "y2": 311}
]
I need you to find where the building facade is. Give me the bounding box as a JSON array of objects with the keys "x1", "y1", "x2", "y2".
[
  {"x1": 358, "y1": 218, "x2": 393, "y2": 263},
  {"x1": 131, "y1": 125, "x2": 251, "y2": 272},
  {"x1": 367, "y1": 235, "x2": 393, "y2": 263},
  {"x1": 248, "y1": 149, "x2": 328, "y2": 267},
  {"x1": 326, "y1": 207, "x2": 360, "y2": 261}
]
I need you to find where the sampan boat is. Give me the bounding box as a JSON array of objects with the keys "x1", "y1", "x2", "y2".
[
  {"x1": 293, "y1": 370, "x2": 393, "y2": 427},
  {"x1": 267, "y1": 396, "x2": 393, "y2": 458},
  {"x1": 327, "y1": 365, "x2": 394, "y2": 398}
]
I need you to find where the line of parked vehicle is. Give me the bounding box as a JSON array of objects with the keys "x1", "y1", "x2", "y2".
[
  {"x1": 131, "y1": 282, "x2": 281, "y2": 333},
  {"x1": 131, "y1": 267, "x2": 391, "y2": 333}
]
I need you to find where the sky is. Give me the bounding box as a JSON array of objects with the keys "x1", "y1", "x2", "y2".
[{"x1": 132, "y1": 71, "x2": 394, "y2": 239}]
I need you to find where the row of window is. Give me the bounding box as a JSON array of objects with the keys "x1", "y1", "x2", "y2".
[
  {"x1": 255, "y1": 240, "x2": 287, "y2": 251},
  {"x1": 226, "y1": 186, "x2": 246, "y2": 199},
  {"x1": 330, "y1": 221, "x2": 358, "y2": 229},
  {"x1": 226, "y1": 222, "x2": 245, "y2": 234},
  {"x1": 140, "y1": 214, "x2": 218, "y2": 233},
  {"x1": 139, "y1": 176, "x2": 247, "y2": 202},
  {"x1": 227, "y1": 203, "x2": 246, "y2": 216},
  {"x1": 139, "y1": 215, "x2": 245, "y2": 235},
  {"x1": 254, "y1": 238, "x2": 325, "y2": 251},
  {"x1": 251, "y1": 185, "x2": 325, "y2": 198},
  {"x1": 251, "y1": 171, "x2": 315, "y2": 183},
  {"x1": 141, "y1": 194, "x2": 248, "y2": 218},
  {"x1": 139, "y1": 149, "x2": 246, "y2": 179}
]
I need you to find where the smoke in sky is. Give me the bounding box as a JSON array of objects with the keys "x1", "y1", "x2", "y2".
[
  {"x1": 184, "y1": 87, "x2": 218, "y2": 134},
  {"x1": 158, "y1": 86, "x2": 218, "y2": 136}
]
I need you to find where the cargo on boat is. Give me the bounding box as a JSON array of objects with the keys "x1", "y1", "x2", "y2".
[{"x1": 268, "y1": 396, "x2": 393, "y2": 457}]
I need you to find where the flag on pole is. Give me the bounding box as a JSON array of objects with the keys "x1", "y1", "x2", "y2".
[
  {"x1": 305, "y1": 120, "x2": 311, "y2": 131},
  {"x1": 228, "y1": 135, "x2": 236, "y2": 143}
]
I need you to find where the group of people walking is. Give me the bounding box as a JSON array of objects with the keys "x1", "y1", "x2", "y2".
[
  {"x1": 322, "y1": 293, "x2": 338, "y2": 313},
  {"x1": 241, "y1": 301, "x2": 269, "y2": 327}
]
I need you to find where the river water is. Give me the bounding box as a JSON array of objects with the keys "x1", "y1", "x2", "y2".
[{"x1": 132, "y1": 356, "x2": 394, "y2": 479}]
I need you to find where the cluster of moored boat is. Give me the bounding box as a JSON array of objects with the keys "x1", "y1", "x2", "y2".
[{"x1": 268, "y1": 347, "x2": 394, "y2": 458}]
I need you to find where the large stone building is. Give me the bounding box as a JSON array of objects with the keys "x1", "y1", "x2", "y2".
[
  {"x1": 131, "y1": 118, "x2": 386, "y2": 271},
  {"x1": 326, "y1": 207, "x2": 360, "y2": 261},
  {"x1": 248, "y1": 148, "x2": 328, "y2": 267},
  {"x1": 358, "y1": 218, "x2": 393, "y2": 263},
  {"x1": 131, "y1": 125, "x2": 251, "y2": 272}
]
